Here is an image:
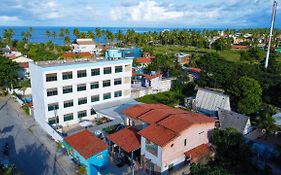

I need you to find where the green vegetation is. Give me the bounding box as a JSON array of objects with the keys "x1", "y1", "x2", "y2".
[
  {"x1": 190, "y1": 163, "x2": 232, "y2": 175},
  {"x1": 0, "y1": 56, "x2": 18, "y2": 89},
  {"x1": 22, "y1": 104, "x2": 30, "y2": 116},
  {"x1": 137, "y1": 91, "x2": 184, "y2": 106}
]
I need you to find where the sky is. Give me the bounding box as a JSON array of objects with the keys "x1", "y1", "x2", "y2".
[{"x1": 0, "y1": 0, "x2": 280, "y2": 28}]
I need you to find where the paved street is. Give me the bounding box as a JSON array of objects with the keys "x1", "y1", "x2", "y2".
[{"x1": 0, "y1": 95, "x2": 74, "y2": 175}]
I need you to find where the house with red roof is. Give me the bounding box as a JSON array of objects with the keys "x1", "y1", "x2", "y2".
[
  {"x1": 121, "y1": 104, "x2": 216, "y2": 174},
  {"x1": 64, "y1": 130, "x2": 109, "y2": 175},
  {"x1": 134, "y1": 57, "x2": 152, "y2": 67}
]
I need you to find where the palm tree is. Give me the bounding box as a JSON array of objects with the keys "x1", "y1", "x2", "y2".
[
  {"x1": 115, "y1": 30, "x2": 124, "y2": 46},
  {"x1": 64, "y1": 36, "x2": 71, "y2": 45},
  {"x1": 2, "y1": 28, "x2": 15, "y2": 45},
  {"x1": 73, "y1": 28, "x2": 80, "y2": 38},
  {"x1": 257, "y1": 109, "x2": 278, "y2": 138},
  {"x1": 95, "y1": 28, "x2": 102, "y2": 44},
  {"x1": 65, "y1": 28, "x2": 70, "y2": 36},
  {"x1": 21, "y1": 31, "x2": 31, "y2": 43},
  {"x1": 87, "y1": 31, "x2": 94, "y2": 39},
  {"x1": 59, "y1": 28, "x2": 65, "y2": 38},
  {"x1": 52, "y1": 31, "x2": 57, "y2": 39},
  {"x1": 45, "y1": 30, "x2": 51, "y2": 39}
]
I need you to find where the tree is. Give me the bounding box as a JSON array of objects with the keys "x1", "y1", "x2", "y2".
[
  {"x1": 19, "y1": 79, "x2": 30, "y2": 97},
  {"x1": 257, "y1": 105, "x2": 278, "y2": 137},
  {"x1": 73, "y1": 28, "x2": 80, "y2": 38},
  {"x1": 21, "y1": 31, "x2": 32, "y2": 43},
  {"x1": 87, "y1": 31, "x2": 94, "y2": 39},
  {"x1": 45, "y1": 30, "x2": 51, "y2": 39},
  {"x1": 95, "y1": 28, "x2": 102, "y2": 44},
  {"x1": 115, "y1": 30, "x2": 124, "y2": 46},
  {"x1": 190, "y1": 163, "x2": 231, "y2": 175},
  {"x1": 52, "y1": 31, "x2": 57, "y2": 39},
  {"x1": 2, "y1": 28, "x2": 15, "y2": 46},
  {"x1": 211, "y1": 38, "x2": 231, "y2": 51},
  {"x1": 0, "y1": 56, "x2": 18, "y2": 89},
  {"x1": 64, "y1": 28, "x2": 70, "y2": 35},
  {"x1": 229, "y1": 76, "x2": 262, "y2": 115},
  {"x1": 64, "y1": 36, "x2": 71, "y2": 45},
  {"x1": 212, "y1": 128, "x2": 252, "y2": 167},
  {"x1": 240, "y1": 47, "x2": 265, "y2": 62}
]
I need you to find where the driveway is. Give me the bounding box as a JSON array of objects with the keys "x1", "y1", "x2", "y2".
[{"x1": 0, "y1": 95, "x2": 73, "y2": 175}]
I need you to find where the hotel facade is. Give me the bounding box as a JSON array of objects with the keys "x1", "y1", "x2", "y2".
[{"x1": 30, "y1": 58, "x2": 132, "y2": 128}]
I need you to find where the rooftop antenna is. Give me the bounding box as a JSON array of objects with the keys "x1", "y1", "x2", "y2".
[{"x1": 265, "y1": 0, "x2": 278, "y2": 69}]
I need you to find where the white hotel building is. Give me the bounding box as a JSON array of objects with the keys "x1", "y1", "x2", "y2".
[{"x1": 30, "y1": 58, "x2": 132, "y2": 128}]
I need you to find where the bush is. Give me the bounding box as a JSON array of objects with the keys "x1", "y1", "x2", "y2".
[{"x1": 22, "y1": 104, "x2": 30, "y2": 116}]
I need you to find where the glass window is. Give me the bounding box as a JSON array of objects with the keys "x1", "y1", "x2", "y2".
[
  {"x1": 115, "y1": 66, "x2": 123, "y2": 73},
  {"x1": 64, "y1": 113, "x2": 73, "y2": 121},
  {"x1": 91, "y1": 68, "x2": 100, "y2": 76},
  {"x1": 48, "y1": 117, "x2": 59, "y2": 125},
  {"x1": 64, "y1": 100, "x2": 73, "y2": 108},
  {"x1": 77, "y1": 84, "x2": 86, "y2": 91},
  {"x1": 91, "y1": 109, "x2": 96, "y2": 115},
  {"x1": 78, "y1": 110, "x2": 87, "y2": 118},
  {"x1": 77, "y1": 70, "x2": 87, "y2": 78},
  {"x1": 103, "y1": 93, "x2": 111, "y2": 100},
  {"x1": 63, "y1": 86, "x2": 73, "y2": 94},
  {"x1": 78, "y1": 97, "x2": 87, "y2": 105},
  {"x1": 91, "y1": 95, "x2": 100, "y2": 102},
  {"x1": 90, "y1": 82, "x2": 99, "y2": 89},
  {"x1": 146, "y1": 139, "x2": 158, "y2": 157},
  {"x1": 184, "y1": 139, "x2": 187, "y2": 146},
  {"x1": 114, "y1": 91, "x2": 122, "y2": 97},
  {"x1": 48, "y1": 103, "x2": 59, "y2": 111},
  {"x1": 62, "y1": 72, "x2": 73, "y2": 80},
  {"x1": 103, "y1": 80, "x2": 111, "y2": 87},
  {"x1": 103, "y1": 67, "x2": 112, "y2": 74},
  {"x1": 46, "y1": 73, "x2": 57, "y2": 82},
  {"x1": 114, "y1": 78, "x2": 122, "y2": 85},
  {"x1": 47, "y1": 88, "x2": 58, "y2": 97}
]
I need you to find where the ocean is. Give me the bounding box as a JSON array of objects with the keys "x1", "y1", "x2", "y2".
[{"x1": 0, "y1": 26, "x2": 186, "y2": 46}]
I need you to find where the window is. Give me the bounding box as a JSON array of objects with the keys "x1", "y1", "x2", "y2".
[
  {"x1": 103, "y1": 80, "x2": 111, "y2": 87},
  {"x1": 91, "y1": 68, "x2": 100, "y2": 76},
  {"x1": 64, "y1": 113, "x2": 73, "y2": 122},
  {"x1": 46, "y1": 73, "x2": 57, "y2": 82},
  {"x1": 91, "y1": 95, "x2": 100, "y2": 102},
  {"x1": 48, "y1": 117, "x2": 59, "y2": 125},
  {"x1": 114, "y1": 91, "x2": 122, "y2": 97},
  {"x1": 48, "y1": 103, "x2": 59, "y2": 111},
  {"x1": 78, "y1": 110, "x2": 87, "y2": 118},
  {"x1": 63, "y1": 86, "x2": 73, "y2": 94},
  {"x1": 115, "y1": 66, "x2": 123, "y2": 73},
  {"x1": 78, "y1": 97, "x2": 87, "y2": 105},
  {"x1": 145, "y1": 139, "x2": 158, "y2": 157},
  {"x1": 64, "y1": 100, "x2": 73, "y2": 108},
  {"x1": 184, "y1": 139, "x2": 187, "y2": 146},
  {"x1": 125, "y1": 64, "x2": 131, "y2": 71},
  {"x1": 90, "y1": 82, "x2": 99, "y2": 89},
  {"x1": 114, "y1": 78, "x2": 122, "y2": 85},
  {"x1": 62, "y1": 72, "x2": 72, "y2": 80},
  {"x1": 91, "y1": 109, "x2": 96, "y2": 115},
  {"x1": 47, "y1": 88, "x2": 58, "y2": 97},
  {"x1": 77, "y1": 70, "x2": 87, "y2": 78},
  {"x1": 77, "y1": 84, "x2": 86, "y2": 91},
  {"x1": 103, "y1": 93, "x2": 111, "y2": 100},
  {"x1": 103, "y1": 67, "x2": 112, "y2": 74}
]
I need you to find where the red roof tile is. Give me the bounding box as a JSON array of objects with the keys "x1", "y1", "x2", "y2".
[
  {"x1": 231, "y1": 45, "x2": 249, "y2": 50},
  {"x1": 64, "y1": 130, "x2": 108, "y2": 159},
  {"x1": 62, "y1": 52, "x2": 92, "y2": 59},
  {"x1": 184, "y1": 144, "x2": 212, "y2": 162},
  {"x1": 138, "y1": 124, "x2": 178, "y2": 147},
  {"x1": 142, "y1": 73, "x2": 161, "y2": 80},
  {"x1": 123, "y1": 104, "x2": 170, "y2": 119},
  {"x1": 135, "y1": 57, "x2": 152, "y2": 64},
  {"x1": 158, "y1": 113, "x2": 216, "y2": 134},
  {"x1": 107, "y1": 127, "x2": 140, "y2": 153}
]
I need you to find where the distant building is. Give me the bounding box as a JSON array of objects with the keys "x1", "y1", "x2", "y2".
[
  {"x1": 72, "y1": 39, "x2": 101, "y2": 55},
  {"x1": 105, "y1": 48, "x2": 141, "y2": 60},
  {"x1": 194, "y1": 88, "x2": 231, "y2": 116},
  {"x1": 134, "y1": 57, "x2": 152, "y2": 67},
  {"x1": 64, "y1": 130, "x2": 109, "y2": 175},
  {"x1": 218, "y1": 109, "x2": 252, "y2": 135},
  {"x1": 122, "y1": 104, "x2": 216, "y2": 174},
  {"x1": 62, "y1": 52, "x2": 93, "y2": 59},
  {"x1": 30, "y1": 58, "x2": 132, "y2": 129},
  {"x1": 12, "y1": 56, "x2": 33, "y2": 79},
  {"x1": 175, "y1": 53, "x2": 190, "y2": 65},
  {"x1": 231, "y1": 45, "x2": 249, "y2": 50}
]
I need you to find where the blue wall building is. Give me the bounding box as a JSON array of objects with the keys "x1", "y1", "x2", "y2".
[
  {"x1": 105, "y1": 48, "x2": 142, "y2": 60},
  {"x1": 64, "y1": 130, "x2": 109, "y2": 175}
]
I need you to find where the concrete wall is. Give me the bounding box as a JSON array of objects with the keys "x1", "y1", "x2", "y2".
[{"x1": 141, "y1": 137, "x2": 162, "y2": 168}]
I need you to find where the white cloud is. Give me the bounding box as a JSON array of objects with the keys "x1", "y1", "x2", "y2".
[
  {"x1": 110, "y1": 0, "x2": 184, "y2": 22},
  {"x1": 0, "y1": 16, "x2": 20, "y2": 22}
]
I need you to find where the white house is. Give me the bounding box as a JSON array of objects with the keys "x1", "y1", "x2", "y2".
[
  {"x1": 12, "y1": 56, "x2": 33, "y2": 79},
  {"x1": 30, "y1": 58, "x2": 132, "y2": 129},
  {"x1": 72, "y1": 39, "x2": 101, "y2": 55}
]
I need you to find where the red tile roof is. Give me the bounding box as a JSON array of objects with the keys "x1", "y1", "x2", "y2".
[
  {"x1": 76, "y1": 40, "x2": 95, "y2": 45},
  {"x1": 135, "y1": 57, "x2": 152, "y2": 64},
  {"x1": 184, "y1": 144, "x2": 212, "y2": 162},
  {"x1": 107, "y1": 127, "x2": 140, "y2": 153},
  {"x1": 62, "y1": 52, "x2": 92, "y2": 59},
  {"x1": 123, "y1": 104, "x2": 170, "y2": 120},
  {"x1": 138, "y1": 124, "x2": 178, "y2": 147},
  {"x1": 231, "y1": 45, "x2": 249, "y2": 50},
  {"x1": 158, "y1": 113, "x2": 216, "y2": 134},
  {"x1": 142, "y1": 73, "x2": 162, "y2": 80},
  {"x1": 64, "y1": 130, "x2": 108, "y2": 159}
]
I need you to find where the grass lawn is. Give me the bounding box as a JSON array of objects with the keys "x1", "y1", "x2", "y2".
[
  {"x1": 136, "y1": 91, "x2": 183, "y2": 106},
  {"x1": 153, "y1": 45, "x2": 242, "y2": 62}
]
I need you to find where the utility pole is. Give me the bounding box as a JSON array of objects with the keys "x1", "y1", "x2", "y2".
[{"x1": 265, "y1": 0, "x2": 278, "y2": 69}]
